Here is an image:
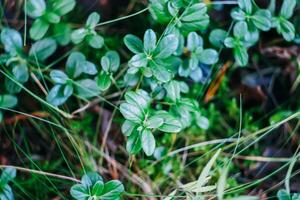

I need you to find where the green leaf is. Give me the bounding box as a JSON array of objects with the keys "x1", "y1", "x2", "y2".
[
  {"x1": 280, "y1": 19, "x2": 295, "y2": 41},
  {"x1": 136, "y1": 90, "x2": 152, "y2": 103},
  {"x1": 71, "y1": 28, "x2": 87, "y2": 44},
  {"x1": 50, "y1": 70, "x2": 68, "y2": 84},
  {"x1": 199, "y1": 49, "x2": 218, "y2": 65},
  {"x1": 179, "y1": 81, "x2": 189, "y2": 93},
  {"x1": 53, "y1": 23, "x2": 71, "y2": 45},
  {"x1": 181, "y1": 3, "x2": 207, "y2": 22},
  {"x1": 12, "y1": 63, "x2": 29, "y2": 82},
  {"x1": 145, "y1": 115, "x2": 164, "y2": 129},
  {"x1": 124, "y1": 90, "x2": 149, "y2": 110},
  {"x1": 121, "y1": 120, "x2": 137, "y2": 136},
  {"x1": 101, "y1": 180, "x2": 124, "y2": 199},
  {"x1": 81, "y1": 172, "x2": 103, "y2": 188},
  {"x1": 29, "y1": 18, "x2": 50, "y2": 40},
  {"x1": 196, "y1": 115, "x2": 209, "y2": 130},
  {"x1": 92, "y1": 181, "x2": 104, "y2": 196},
  {"x1": 144, "y1": 29, "x2": 157, "y2": 53},
  {"x1": 292, "y1": 193, "x2": 300, "y2": 200},
  {"x1": 96, "y1": 71, "x2": 111, "y2": 91},
  {"x1": 180, "y1": 97, "x2": 199, "y2": 110},
  {"x1": 277, "y1": 190, "x2": 291, "y2": 200},
  {"x1": 124, "y1": 34, "x2": 144, "y2": 54},
  {"x1": 175, "y1": 34, "x2": 185, "y2": 55},
  {"x1": 234, "y1": 45, "x2": 248, "y2": 66},
  {"x1": 66, "y1": 52, "x2": 86, "y2": 78},
  {"x1": 0, "y1": 185, "x2": 14, "y2": 200},
  {"x1": 70, "y1": 184, "x2": 89, "y2": 199},
  {"x1": 269, "y1": 111, "x2": 293, "y2": 125},
  {"x1": 187, "y1": 32, "x2": 203, "y2": 51},
  {"x1": 269, "y1": 0, "x2": 276, "y2": 14},
  {"x1": 180, "y1": 3, "x2": 209, "y2": 31},
  {"x1": 252, "y1": 9, "x2": 272, "y2": 31},
  {"x1": 149, "y1": 0, "x2": 172, "y2": 24},
  {"x1": 47, "y1": 85, "x2": 71, "y2": 106},
  {"x1": 280, "y1": 0, "x2": 296, "y2": 19},
  {"x1": 164, "y1": 80, "x2": 180, "y2": 102},
  {"x1": 141, "y1": 129, "x2": 156, "y2": 156},
  {"x1": 81, "y1": 61, "x2": 98, "y2": 75},
  {"x1": 178, "y1": 110, "x2": 193, "y2": 128},
  {"x1": 29, "y1": 38, "x2": 57, "y2": 61},
  {"x1": 233, "y1": 21, "x2": 248, "y2": 38},
  {"x1": 70, "y1": 173, "x2": 123, "y2": 200},
  {"x1": 231, "y1": 8, "x2": 246, "y2": 21},
  {"x1": 75, "y1": 79, "x2": 100, "y2": 98},
  {"x1": 157, "y1": 112, "x2": 182, "y2": 133},
  {"x1": 128, "y1": 53, "x2": 148, "y2": 68},
  {"x1": 120, "y1": 103, "x2": 144, "y2": 123},
  {"x1": 244, "y1": 28, "x2": 259, "y2": 46},
  {"x1": 238, "y1": 0, "x2": 252, "y2": 13},
  {"x1": 106, "y1": 51, "x2": 120, "y2": 72},
  {"x1": 0, "y1": 28, "x2": 22, "y2": 55},
  {"x1": 25, "y1": 0, "x2": 46, "y2": 18},
  {"x1": 189, "y1": 56, "x2": 199, "y2": 70},
  {"x1": 5, "y1": 78, "x2": 22, "y2": 94},
  {"x1": 126, "y1": 131, "x2": 142, "y2": 154},
  {"x1": 63, "y1": 84, "x2": 74, "y2": 97},
  {"x1": 52, "y1": 0, "x2": 76, "y2": 16},
  {"x1": 224, "y1": 37, "x2": 235, "y2": 48},
  {"x1": 150, "y1": 61, "x2": 172, "y2": 83},
  {"x1": 0, "y1": 95, "x2": 18, "y2": 108},
  {"x1": 44, "y1": 11, "x2": 60, "y2": 24},
  {"x1": 86, "y1": 34, "x2": 104, "y2": 49},
  {"x1": 1, "y1": 167, "x2": 16, "y2": 185},
  {"x1": 101, "y1": 56, "x2": 110, "y2": 72},
  {"x1": 167, "y1": 2, "x2": 178, "y2": 17},
  {"x1": 154, "y1": 34, "x2": 178, "y2": 59},
  {"x1": 86, "y1": 12, "x2": 100, "y2": 28}
]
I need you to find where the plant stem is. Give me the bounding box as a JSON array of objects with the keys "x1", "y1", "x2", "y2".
[
  {"x1": 95, "y1": 7, "x2": 149, "y2": 27},
  {"x1": 0, "y1": 165, "x2": 80, "y2": 183}
]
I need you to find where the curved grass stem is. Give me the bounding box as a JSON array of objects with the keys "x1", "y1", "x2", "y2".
[{"x1": 0, "y1": 165, "x2": 80, "y2": 183}]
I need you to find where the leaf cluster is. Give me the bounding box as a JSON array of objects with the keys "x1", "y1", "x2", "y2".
[{"x1": 70, "y1": 172, "x2": 124, "y2": 200}]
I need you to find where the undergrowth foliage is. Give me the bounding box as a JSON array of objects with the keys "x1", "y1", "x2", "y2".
[{"x1": 0, "y1": 0, "x2": 299, "y2": 199}]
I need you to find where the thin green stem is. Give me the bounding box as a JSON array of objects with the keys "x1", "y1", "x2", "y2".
[{"x1": 95, "y1": 7, "x2": 149, "y2": 27}]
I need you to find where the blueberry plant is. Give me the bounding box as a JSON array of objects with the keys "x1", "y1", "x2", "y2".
[
  {"x1": 47, "y1": 51, "x2": 99, "y2": 106},
  {"x1": 71, "y1": 12, "x2": 104, "y2": 49},
  {"x1": 70, "y1": 172, "x2": 124, "y2": 200},
  {"x1": 0, "y1": 0, "x2": 298, "y2": 199},
  {"x1": 26, "y1": 0, "x2": 75, "y2": 41}
]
